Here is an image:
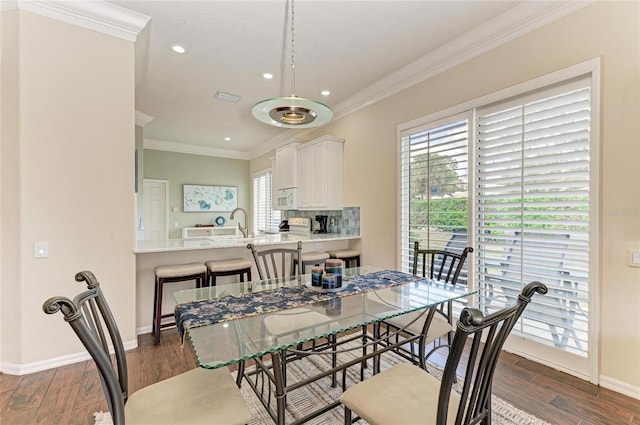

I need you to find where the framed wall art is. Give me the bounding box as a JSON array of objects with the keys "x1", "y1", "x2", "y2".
[{"x1": 183, "y1": 184, "x2": 237, "y2": 212}]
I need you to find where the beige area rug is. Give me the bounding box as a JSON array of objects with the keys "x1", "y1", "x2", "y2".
[{"x1": 95, "y1": 339, "x2": 550, "y2": 425}]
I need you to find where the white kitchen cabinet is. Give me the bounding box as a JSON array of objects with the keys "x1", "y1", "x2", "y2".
[
  {"x1": 274, "y1": 142, "x2": 301, "y2": 190},
  {"x1": 297, "y1": 136, "x2": 344, "y2": 210}
]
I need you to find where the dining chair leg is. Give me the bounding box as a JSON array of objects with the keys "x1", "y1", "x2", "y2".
[
  {"x1": 360, "y1": 325, "x2": 368, "y2": 381},
  {"x1": 330, "y1": 333, "x2": 338, "y2": 387},
  {"x1": 373, "y1": 322, "x2": 381, "y2": 375},
  {"x1": 236, "y1": 360, "x2": 245, "y2": 387},
  {"x1": 271, "y1": 351, "x2": 286, "y2": 425},
  {"x1": 344, "y1": 406, "x2": 353, "y2": 425}
]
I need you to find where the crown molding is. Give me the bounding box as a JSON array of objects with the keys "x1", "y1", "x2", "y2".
[
  {"x1": 16, "y1": 0, "x2": 150, "y2": 42},
  {"x1": 144, "y1": 138, "x2": 250, "y2": 161},
  {"x1": 1, "y1": 1, "x2": 17, "y2": 12},
  {"x1": 249, "y1": 0, "x2": 594, "y2": 159},
  {"x1": 135, "y1": 111, "x2": 154, "y2": 127},
  {"x1": 329, "y1": 0, "x2": 594, "y2": 121},
  {"x1": 247, "y1": 128, "x2": 313, "y2": 159}
]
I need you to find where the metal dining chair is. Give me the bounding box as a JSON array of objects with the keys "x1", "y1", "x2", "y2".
[
  {"x1": 245, "y1": 240, "x2": 340, "y2": 391},
  {"x1": 341, "y1": 281, "x2": 548, "y2": 425},
  {"x1": 42, "y1": 271, "x2": 251, "y2": 425},
  {"x1": 247, "y1": 240, "x2": 303, "y2": 280},
  {"x1": 377, "y1": 242, "x2": 473, "y2": 365}
]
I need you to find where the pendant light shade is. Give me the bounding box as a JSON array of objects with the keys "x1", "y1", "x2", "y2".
[
  {"x1": 252, "y1": 96, "x2": 333, "y2": 128},
  {"x1": 252, "y1": 0, "x2": 333, "y2": 128}
]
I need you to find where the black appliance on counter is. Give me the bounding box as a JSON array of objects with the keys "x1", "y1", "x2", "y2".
[
  {"x1": 278, "y1": 219, "x2": 289, "y2": 232},
  {"x1": 314, "y1": 215, "x2": 328, "y2": 234}
]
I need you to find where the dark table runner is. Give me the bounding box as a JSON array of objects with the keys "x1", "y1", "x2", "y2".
[{"x1": 175, "y1": 269, "x2": 424, "y2": 335}]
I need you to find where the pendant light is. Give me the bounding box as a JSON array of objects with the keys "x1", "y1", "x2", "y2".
[{"x1": 252, "y1": 0, "x2": 333, "y2": 128}]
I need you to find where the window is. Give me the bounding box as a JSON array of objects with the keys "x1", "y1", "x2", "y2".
[
  {"x1": 400, "y1": 114, "x2": 471, "y2": 280},
  {"x1": 399, "y1": 64, "x2": 598, "y2": 378},
  {"x1": 476, "y1": 76, "x2": 591, "y2": 357},
  {"x1": 253, "y1": 169, "x2": 280, "y2": 233}
]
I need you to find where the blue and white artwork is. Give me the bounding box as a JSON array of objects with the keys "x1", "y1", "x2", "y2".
[{"x1": 183, "y1": 185, "x2": 237, "y2": 212}]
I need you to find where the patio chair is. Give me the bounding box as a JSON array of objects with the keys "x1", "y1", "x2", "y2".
[{"x1": 490, "y1": 232, "x2": 586, "y2": 350}]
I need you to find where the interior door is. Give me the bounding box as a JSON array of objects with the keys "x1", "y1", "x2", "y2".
[{"x1": 143, "y1": 179, "x2": 169, "y2": 240}]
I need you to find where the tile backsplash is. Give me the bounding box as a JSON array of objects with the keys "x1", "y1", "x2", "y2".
[{"x1": 284, "y1": 207, "x2": 360, "y2": 236}]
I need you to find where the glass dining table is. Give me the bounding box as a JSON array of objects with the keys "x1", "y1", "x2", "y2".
[{"x1": 174, "y1": 266, "x2": 476, "y2": 425}]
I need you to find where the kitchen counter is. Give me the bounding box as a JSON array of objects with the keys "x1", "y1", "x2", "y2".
[
  {"x1": 134, "y1": 232, "x2": 361, "y2": 333},
  {"x1": 134, "y1": 232, "x2": 359, "y2": 254}
]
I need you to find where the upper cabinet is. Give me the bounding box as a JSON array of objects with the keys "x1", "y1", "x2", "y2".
[
  {"x1": 274, "y1": 142, "x2": 301, "y2": 190},
  {"x1": 297, "y1": 136, "x2": 344, "y2": 210}
]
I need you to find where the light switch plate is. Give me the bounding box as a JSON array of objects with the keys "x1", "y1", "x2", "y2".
[
  {"x1": 35, "y1": 241, "x2": 49, "y2": 258},
  {"x1": 629, "y1": 249, "x2": 640, "y2": 268}
]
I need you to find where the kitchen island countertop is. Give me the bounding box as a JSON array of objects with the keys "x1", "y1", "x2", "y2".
[{"x1": 135, "y1": 232, "x2": 360, "y2": 254}]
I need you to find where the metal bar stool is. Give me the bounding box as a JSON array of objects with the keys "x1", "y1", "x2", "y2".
[
  {"x1": 204, "y1": 258, "x2": 252, "y2": 286},
  {"x1": 327, "y1": 249, "x2": 361, "y2": 268},
  {"x1": 153, "y1": 262, "x2": 206, "y2": 345},
  {"x1": 292, "y1": 251, "x2": 330, "y2": 274}
]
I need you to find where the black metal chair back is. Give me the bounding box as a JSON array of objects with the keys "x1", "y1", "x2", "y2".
[
  {"x1": 42, "y1": 271, "x2": 127, "y2": 425},
  {"x1": 438, "y1": 281, "x2": 548, "y2": 424},
  {"x1": 247, "y1": 240, "x2": 302, "y2": 281},
  {"x1": 412, "y1": 241, "x2": 474, "y2": 285}
]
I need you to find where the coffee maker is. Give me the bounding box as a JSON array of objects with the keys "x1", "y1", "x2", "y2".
[{"x1": 314, "y1": 215, "x2": 328, "y2": 234}]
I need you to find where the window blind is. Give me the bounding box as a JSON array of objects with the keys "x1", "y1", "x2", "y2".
[
  {"x1": 399, "y1": 116, "x2": 470, "y2": 280},
  {"x1": 476, "y1": 77, "x2": 591, "y2": 357},
  {"x1": 253, "y1": 170, "x2": 280, "y2": 233}
]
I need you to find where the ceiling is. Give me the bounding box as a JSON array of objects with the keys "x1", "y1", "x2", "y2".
[{"x1": 101, "y1": 0, "x2": 574, "y2": 159}]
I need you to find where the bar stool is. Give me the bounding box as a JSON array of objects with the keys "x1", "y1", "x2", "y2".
[
  {"x1": 204, "y1": 258, "x2": 252, "y2": 286},
  {"x1": 153, "y1": 262, "x2": 206, "y2": 345},
  {"x1": 327, "y1": 249, "x2": 361, "y2": 268},
  {"x1": 292, "y1": 251, "x2": 330, "y2": 274}
]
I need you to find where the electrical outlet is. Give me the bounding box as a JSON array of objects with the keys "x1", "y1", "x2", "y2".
[{"x1": 315, "y1": 243, "x2": 323, "y2": 249}]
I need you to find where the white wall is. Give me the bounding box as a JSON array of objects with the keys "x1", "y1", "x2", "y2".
[
  {"x1": 296, "y1": 1, "x2": 640, "y2": 393},
  {"x1": 0, "y1": 10, "x2": 136, "y2": 371}
]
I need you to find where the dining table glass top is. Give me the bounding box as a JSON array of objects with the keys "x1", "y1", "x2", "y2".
[{"x1": 174, "y1": 266, "x2": 475, "y2": 370}]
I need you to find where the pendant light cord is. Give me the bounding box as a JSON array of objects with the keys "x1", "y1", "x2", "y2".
[{"x1": 290, "y1": 0, "x2": 296, "y2": 97}]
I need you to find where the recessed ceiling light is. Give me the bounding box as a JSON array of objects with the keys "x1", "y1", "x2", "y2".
[
  {"x1": 224, "y1": 137, "x2": 231, "y2": 141},
  {"x1": 170, "y1": 44, "x2": 187, "y2": 54},
  {"x1": 263, "y1": 73, "x2": 274, "y2": 80},
  {"x1": 321, "y1": 90, "x2": 331, "y2": 96}
]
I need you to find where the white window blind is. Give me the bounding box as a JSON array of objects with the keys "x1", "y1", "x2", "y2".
[
  {"x1": 476, "y1": 76, "x2": 591, "y2": 357},
  {"x1": 253, "y1": 170, "x2": 280, "y2": 233},
  {"x1": 400, "y1": 114, "x2": 470, "y2": 282}
]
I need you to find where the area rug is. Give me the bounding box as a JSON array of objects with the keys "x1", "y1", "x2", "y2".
[{"x1": 94, "y1": 338, "x2": 550, "y2": 425}]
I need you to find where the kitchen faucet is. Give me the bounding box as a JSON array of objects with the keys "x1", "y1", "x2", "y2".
[{"x1": 229, "y1": 207, "x2": 248, "y2": 238}]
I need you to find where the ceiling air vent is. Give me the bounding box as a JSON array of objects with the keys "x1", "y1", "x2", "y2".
[{"x1": 214, "y1": 91, "x2": 242, "y2": 102}]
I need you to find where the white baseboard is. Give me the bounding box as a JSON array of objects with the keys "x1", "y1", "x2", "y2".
[
  {"x1": 0, "y1": 339, "x2": 138, "y2": 376},
  {"x1": 136, "y1": 325, "x2": 152, "y2": 335},
  {"x1": 599, "y1": 374, "x2": 640, "y2": 400}
]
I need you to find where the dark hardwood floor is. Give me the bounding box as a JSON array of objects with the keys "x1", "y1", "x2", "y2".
[{"x1": 1, "y1": 329, "x2": 638, "y2": 425}]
